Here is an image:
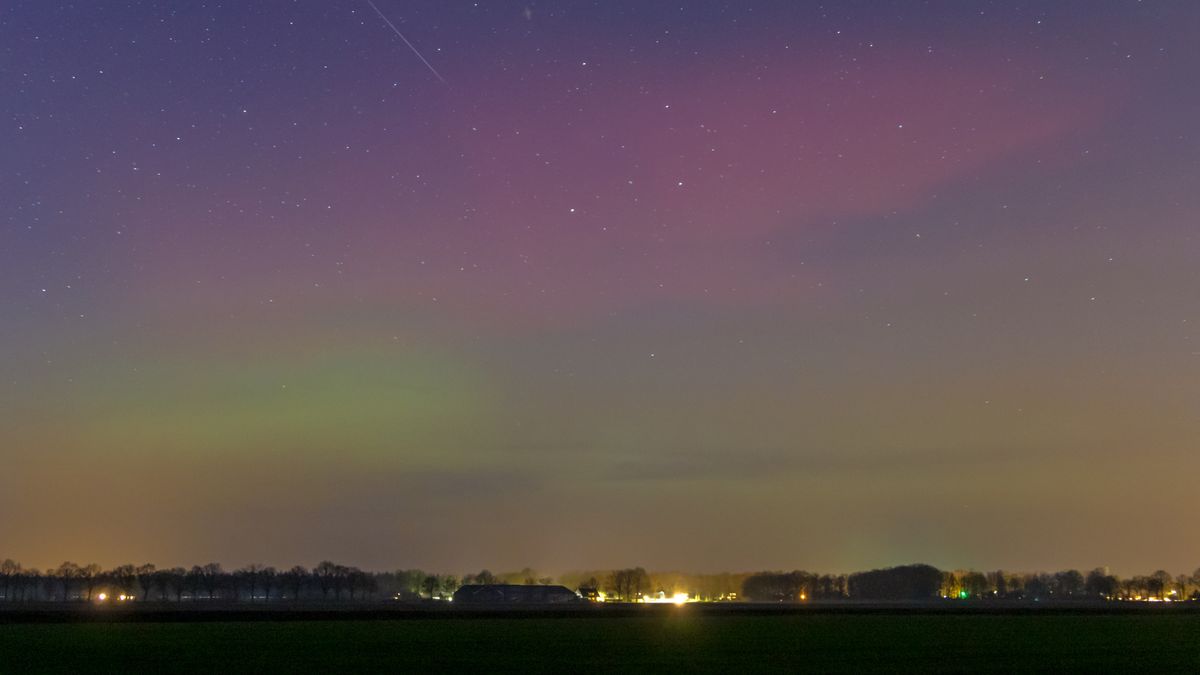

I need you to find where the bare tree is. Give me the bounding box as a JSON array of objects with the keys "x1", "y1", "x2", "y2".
[
  {"x1": 1085, "y1": 568, "x2": 1118, "y2": 598},
  {"x1": 237, "y1": 564, "x2": 270, "y2": 601},
  {"x1": 77, "y1": 564, "x2": 103, "y2": 601},
  {"x1": 282, "y1": 566, "x2": 308, "y2": 600},
  {"x1": 606, "y1": 568, "x2": 650, "y2": 601},
  {"x1": 333, "y1": 565, "x2": 351, "y2": 599},
  {"x1": 421, "y1": 575, "x2": 440, "y2": 598},
  {"x1": 136, "y1": 564, "x2": 157, "y2": 601},
  {"x1": 313, "y1": 561, "x2": 339, "y2": 599},
  {"x1": 199, "y1": 563, "x2": 223, "y2": 600},
  {"x1": 390, "y1": 570, "x2": 425, "y2": 599},
  {"x1": 110, "y1": 565, "x2": 137, "y2": 598},
  {"x1": 1, "y1": 559, "x2": 22, "y2": 601},
  {"x1": 961, "y1": 571, "x2": 989, "y2": 598},
  {"x1": 1053, "y1": 570, "x2": 1085, "y2": 598},
  {"x1": 467, "y1": 569, "x2": 497, "y2": 585},
  {"x1": 54, "y1": 562, "x2": 80, "y2": 601},
  {"x1": 261, "y1": 566, "x2": 278, "y2": 602},
  {"x1": 155, "y1": 568, "x2": 186, "y2": 602},
  {"x1": 1173, "y1": 573, "x2": 1190, "y2": 601},
  {"x1": 17, "y1": 567, "x2": 39, "y2": 602},
  {"x1": 1150, "y1": 570, "x2": 1172, "y2": 599},
  {"x1": 348, "y1": 568, "x2": 375, "y2": 600}
]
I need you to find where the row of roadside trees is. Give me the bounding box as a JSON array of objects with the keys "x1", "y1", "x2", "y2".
[
  {"x1": 739, "y1": 565, "x2": 1200, "y2": 602},
  {"x1": 939, "y1": 567, "x2": 1199, "y2": 601},
  {"x1": 3, "y1": 558, "x2": 1198, "y2": 603},
  {"x1": 0, "y1": 560, "x2": 557, "y2": 603},
  {"x1": 0, "y1": 560, "x2": 384, "y2": 602}
]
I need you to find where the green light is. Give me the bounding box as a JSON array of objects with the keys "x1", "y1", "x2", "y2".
[{"x1": 959, "y1": 590, "x2": 969, "y2": 599}]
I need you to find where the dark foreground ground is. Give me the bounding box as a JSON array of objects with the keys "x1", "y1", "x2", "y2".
[{"x1": 1, "y1": 606, "x2": 1198, "y2": 673}]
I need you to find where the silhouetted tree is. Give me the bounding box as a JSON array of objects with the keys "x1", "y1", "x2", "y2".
[
  {"x1": 135, "y1": 564, "x2": 157, "y2": 601},
  {"x1": 314, "y1": 561, "x2": 339, "y2": 599},
  {"x1": 421, "y1": 574, "x2": 440, "y2": 598},
  {"x1": 237, "y1": 564, "x2": 272, "y2": 601},
  {"x1": 26, "y1": 568, "x2": 47, "y2": 601},
  {"x1": 54, "y1": 562, "x2": 80, "y2": 601},
  {"x1": 815, "y1": 574, "x2": 846, "y2": 599},
  {"x1": 1149, "y1": 570, "x2": 1172, "y2": 599},
  {"x1": 742, "y1": 571, "x2": 806, "y2": 602},
  {"x1": 0, "y1": 559, "x2": 20, "y2": 601},
  {"x1": 940, "y1": 571, "x2": 959, "y2": 598},
  {"x1": 333, "y1": 565, "x2": 353, "y2": 599},
  {"x1": 606, "y1": 568, "x2": 650, "y2": 601},
  {"x1": 1084, "y1": 568, "x2": 1118, "y2": 599},
  {"x1": 77, "y1": 564, "x2": 102, "y2": 601},
  {"x1": 988, "y1": 570, "x2": 1008, "y2": 598},
  {"x1": 261, "y1": 566, "x2": 278, "y2": 601},
  {"x1": 281, "y1": 566, "x2": 309, "y2": 600},
  {"x1": 1053, "y1": 570, "x2": 1084, "y2": 598},
  {"x1": 960, "y1": 571, "x2": 989, "y2": 598},
  {"x1": 1024, "y1": 574, "x2": 1050, "y2": 600},
  {"x1": 156, "y1": 568, "x2": 186, "y2": 602},
  {"x1": 348, "y1": 568, "x2": 374, "y2": 600},
  {"x1": 467, "y1": 569, "x2": 494, "y2": 585},
  {"x1": 203, "y1": 563, "x2": 225, "y2": 599},
  {"x1": 184, "y1": 567, "x2": 201, "y2": 600},
  {"x1": 15, "y1": 567, "x2": 38, "y2": 602},
  {"x1": 110, "y1": 565, "x2": 137, "y2": 598},
  {"x1": 1172, "y1": 574, "x2": 1189, "y2": 601},
  {"x1": 847, "y1": 565, "x2": 943, "y2": 601},
  {"x1": 392, "y1": 569, "x2": 426, "y2": 599}
]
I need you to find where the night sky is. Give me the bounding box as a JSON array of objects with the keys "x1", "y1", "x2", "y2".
[{"x1": 2, "y1": 1, "x2": 1198, "y2": 575}]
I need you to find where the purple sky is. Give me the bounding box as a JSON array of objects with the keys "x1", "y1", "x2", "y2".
[{"x1": 2, "y1": 1, "x2": 1198, "y2": 575}]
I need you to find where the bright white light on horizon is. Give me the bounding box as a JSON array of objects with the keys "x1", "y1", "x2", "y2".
[{"x1": 639, "y1": 592, "x2": 693, "y2": 605}]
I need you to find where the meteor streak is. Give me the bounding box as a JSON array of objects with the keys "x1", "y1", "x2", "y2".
[{"x1": 364, "y1": 0, "x2": 447, "y2": 84}]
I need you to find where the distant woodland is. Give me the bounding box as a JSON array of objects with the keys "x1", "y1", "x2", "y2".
[{"x1": 2, "y1": 559, "x2": 1197, "y2": 604}]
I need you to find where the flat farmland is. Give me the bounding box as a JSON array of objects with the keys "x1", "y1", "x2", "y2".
[{"x1": 1, "y1": 610, "x2": 1198, "y2": 673}]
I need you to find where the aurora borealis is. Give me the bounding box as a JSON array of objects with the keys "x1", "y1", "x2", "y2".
[{"x1": 2, "y1": 1, "x2": 1198, "y2": 574}]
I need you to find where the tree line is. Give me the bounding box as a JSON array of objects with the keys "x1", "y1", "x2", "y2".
[
  {"x1": 2, "y1": 558, "x2": 1197, "y2": 603},
  {"x1": 739, "y1": 565, "x2": 1200, "y2": 602},
  {"x1": 0, "y1": 560, "x2": 564, "y2": 603},
  {"x1": 1, "y1": 560, "x2": 399, "y2": 603}
]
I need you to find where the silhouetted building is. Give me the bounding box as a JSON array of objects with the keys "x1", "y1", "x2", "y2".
[{"x1": 452, "y1": 584, "x2": 581, "y2": 605}]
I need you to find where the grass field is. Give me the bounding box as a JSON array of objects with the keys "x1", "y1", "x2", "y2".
[{"x1": 1, "y1": 613, "x2": 1198, "y2": 673}]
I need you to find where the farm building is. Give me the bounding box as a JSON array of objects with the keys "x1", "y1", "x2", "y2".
[{"x1": 452, "y1": 584, "x2": 582, "y2": 605}]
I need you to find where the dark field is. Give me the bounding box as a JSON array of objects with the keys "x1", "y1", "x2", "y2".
[{"x1": 2, "y1": 610, "x2": 1198, "y2": 673}]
